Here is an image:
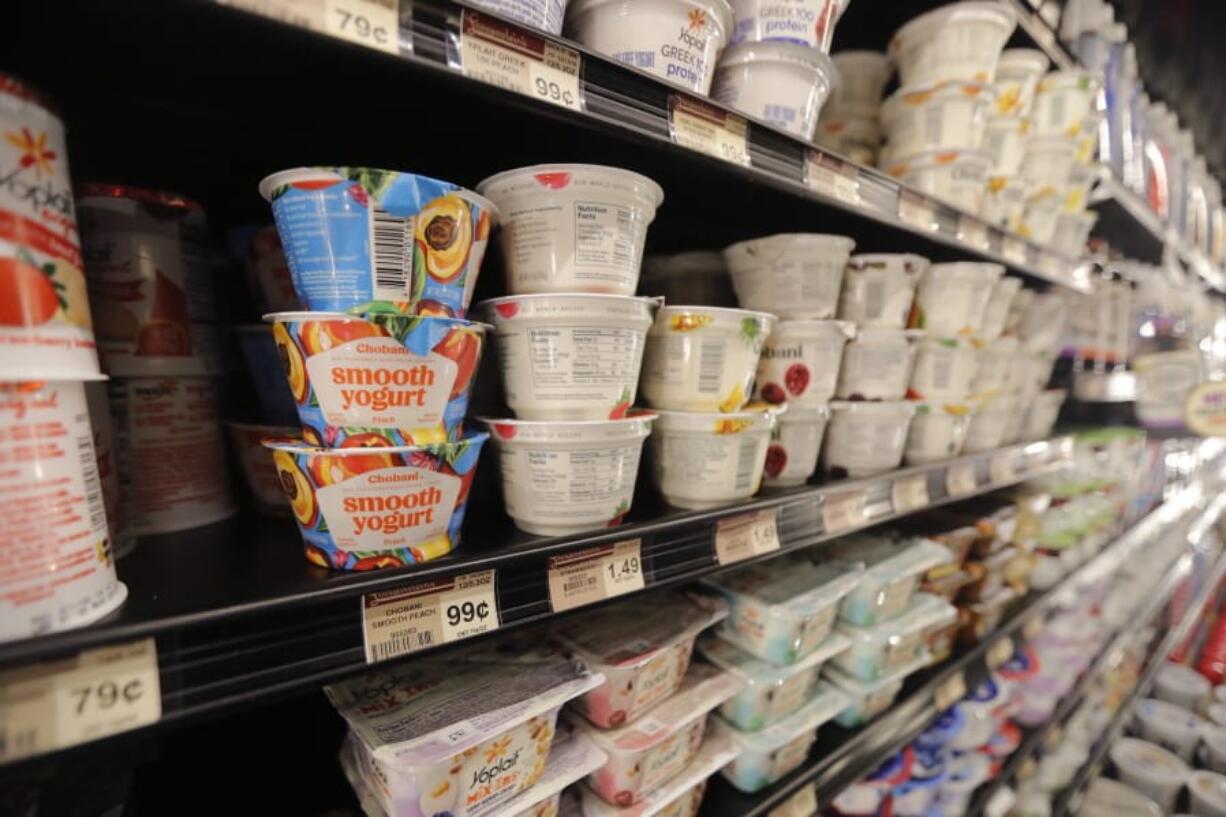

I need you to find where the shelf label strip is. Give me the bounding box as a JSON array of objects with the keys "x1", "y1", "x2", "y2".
[
  {"x1": 946, "y1": 461, "x2": 978, "y2": 497},
  {"x1": 324, "y1": 0, "x2": 401, "y2": 53},
  {"x1": 989, "y1": 452, "x2": 1017, "y2": 484},
  {"x1": 958, "y1": 214, "x2": 991, "y2": 251},
  {"x1": 715, "y1": 509, "x2": 780, "y2": 565},
  {"x1": 806, "y1": 150, "x2": 860, "y2": 205},
  {"x1": 934, "y1": 669, "x2": 967, "y2": 711},
  {"x1": 669, "y1": 95, "x2": 750, "y2": 167},
  {"x1": 459, "y1": 10, "x2": 582, "y2": 112},
  {"x1": 892, "y1": 474, "x2": 930, "y2": 514},
  {"x1": 361, "y1": 569, "x2": 499, "y2": 663},
  {"x1": 547, "y1": 539, "x2": 644, "y2": 612},
  {"x1": 898, "y1": 190, "x2": 938, "y2": 232},
  {"x1": 822, "y1": 490, "x2": 867, "y2": 535}
]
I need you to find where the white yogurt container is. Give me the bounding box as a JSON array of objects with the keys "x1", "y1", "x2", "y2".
[
  {"x1": 1189, "y1": 771, "x2": 1226, "y2": 817},
  {"x1": 724, "y1": 233, "x2": 854, "y2": 320},
  {"x1": 477, "y1": 164, "x2": 663, "y2": 296},
  {"x1": 1020, "y1": 389, "x2": 1065, "y2": 441},
  {"x1": 910, "y1": 262, "x2": 1004, "y2": 337},
  {"x1": 712, "y1": 42, "x2": 836, "y2": 140},
  {"x1": 992, "y1": 49, "x2": 1049, "y2": 117},
  {"x1": 835, "y1": 328, "x2": 921, "y2": 401},
  {"x1": 565, "y1": 0, "x2": 734, "y2": 94},
  {"x1": 763, "y1": 404, "x2": 830, "y2": 487},
  {"x1": 969, "y1": 335, "x2": 1019, "y2": 397},
  {"x1": 649, "y1": 405, "x2": 778, "y2": 509},
  {"x1": 1134, "y1": 698, "x2": 1203, "y2": 762},
  {"x1": 1050, "y1": 211, "x2": 1098, "y2": 257},
  {"x1": 962, "y1": 395, "x2": 1010, "y2": 453},
  {"x1": 983, "y1": 115, "x2": 1030, "y2": 176},
  {"x1": 1108, "y1": 738, "x2": 1188, "y2": 813},
  {"x1": 978, "y1": 276, "x2": 1022, "y2": 341},
  {"x1": 814, "y1": 116, "x2": 881, "y2": 166},
  {"x1": 828, "y1": 51, "x2": 892, "y2": 113},
  {"x1": 889, "y1": 2, "x2": 1016, "y2": 88},
  {"x1": 1020, "y1": 190, "x2": 1062, "y2": 244},
  {"x1": 904, "y1": 402, "x2": 973, "y2": 464},
  {"x1": 1031, "y1": 71, "x2": 1100, "y2": 138},
  {"x1": 641, "y1": 306, "x2": 775, "y2": 413},
  {"x1": 908, "y1": 336, "x2": 980, "y2": 402},
  {"x1": 1212, "y1": 704, "x2": 1226, "y2": 729},
  {"x1": 640, "y1": 251, "x2": 736, "y2": 307},
  {"x1": 1203, "y1": 725, "x2": 1226, "y2": 774},
  {"x1": 825, "y1": 651, "x2": 930, "y2": 727},
  {"x1": 1019, "y1": 137, "x2": 1078, "y2": 192},
  {"x1": 833, "y1": 593, "x2": 956, "y2": 681},
  {"x1": 1062, "y1": 161, "x2": 1097, "y2": 213},
  {"x1": 727, "y1": 0, "x2": 845, "y2": 51},
  {"x1": 885, "y1": 149, "x2": 992, "y2": 213},
  {"x1": 980, "y1": 175, "x2": 1030, "y2": 231},
  {"x1": 832, "y1": 536, "x2": 951, "y2": 626},
  {"x1": 838, "y1": 253, "x2": 928, "y2": 329},
  {"x1": 823, "y1": 400, "x2": 916, "y2": 477},
  {"x1": 466, "y1": 0, "x2": 570, "y2": 33},
  {"x1": 880, "y1": 81, "x2": 994, "y2": 161},
  {"x1": 755, "y1": 319, "x2": 854, "y2": 407},
  {"x1": 481, "y1": 294, "x2": 657, "y2": 420},
  {"x1": 1154, "y1": 664, "x2": 1211, "y2": 711}
]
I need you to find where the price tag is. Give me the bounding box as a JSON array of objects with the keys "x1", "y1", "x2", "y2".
[
  {"x1": 989, "y1": 452, "x2": 1017, "y2": 484},
  {"x1": 946, "y1": 462, "x2": 978, "y2": 497},
  {"x1": 324, "y1": 0, "x2": 400, "y2": 53},
  {"x1": 892, "y1": 474, "x2": 930, "y2": 514},
  {"x1": 822, "y1": 490, "x2": 866, "y2": 535},
  {"x1": 1003, "y1": 235, "x2": 1029, "y2": 266},
  {"x1": 806, "y1": 151, "x2": 860, "y2": 206},
  {"x1": 361, "y1": 570, "x2": 499, "y2": 663},
  {"x1": 934, "y1": 670, "x2": 967, "y2": 710},
  {"x1": 987, "y1": 636, "x2": 1014, "y2": 669},
  {"x1": 547, "y1": 539, "x2": 645, "y2": 612},
  {"x1": 669, "y1": 95, "x2": 750, "y2": 167},
  {"x1": 898, "y1": 190, "x2": 938, "y2": 231},
  {"x1": 714, "y1": 509, "x2": 780, "y2": 565},
  {"x1": 460, "y1": 10, "x2": 582, "y2": 112},
  {"x1": 1023, "y1": 614, "x2": 1045, "y2": 641},
  {"x1": 0, "y1": 639, "x2": 160, "y2": 762},
  {"x1": 770, "y1": 783, "x2": 818, "y2": 817},
  {"x1": 958, "y1": 215, "x2": 991, "y2": 251}
]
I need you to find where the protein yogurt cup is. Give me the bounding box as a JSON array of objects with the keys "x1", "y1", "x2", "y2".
[
  {"x1": 478, "y1": 165, "x2": 662, "y2": 296},
  {"x1": 484, "y1": 413, "x2": 653, "y2": 535},
  {"x1": 832, "y1": 593, "x2": 957, "y2": 681},
  {"x1": 480, "y1": 294, "x2": 657, "y2": 421},
  {"x1": 991, "y1": 49, "x2": 1049, "y2": 117},
  {"x1": 880, "y1": 81, "x2": 994, "y2": 161},
  {"x1": 641, "y1": 306, "x2": 775, "y2": 413},
  {"x1": 828, "y1": 51, "x2": 892, "y2": 113},
  {"x1": 838, "y1": 253, "x2": 928, "y2": 329},
  {"x1": 889, "y1": 2, "x2": 1016, "y2": 88},
  {"x1": 754, "y1": 319, "x2": 853, "y2": 408},
  {"x1": 977, "y1": 276, "x2": 1022, "y2": 342},
  {"x1": 763, "y1": 404, "x2": 829, "y2": 487},
  {"x1": 1030, "y1": 71, "x2": 1100, "y2": 138},
  {"x1": 1108, "y1": 738, "x2": 1188, "y2": 813},
  {"x1": 724, "y1": 233, "x2": 854, "y2": 320},
  {"x1": 907, "y1": 336, "x2": 980, "y2": 402},
  {"x1": 264, "y1": 432, "x2": 486, "y2": 570},
  {"x1": 982, "y1": 115, "x2": 1030, "y2": 176},
  {"x1": 649, "y1": 405, "x2": 778, "y2": 509},
  {"x1": 904, "y1": 402, "x2": 973, "y2": 464},
  {"x1": 1019, "y1": 388, "x2": 1065, "y2": 441},
  {"x1": 835, "y1": 328, "x2": 921, "y2": 401},
  {"x1": 825, "y1": 651, "x2": 930, "y2": 727},
  {"x1": 884, "y1": 149, "x2": 992, "y2": 214},
  {"x1": 235, "y1": 324, "x2": 298, "y2": 425},
  {"x1": 227, "y1": 421, "x2": 298, "y2": 516},
  {"x1": 980, "y1": 175, "x2": 1030, "y2": 231},
  {"x1": 711, "y1": 42, "x2": 837, "y2": 140},
  {"x1": 260, "y1": 167, "x2": 496, "y2": 317},
  {"x1": 823, "y1": 400, "x2": 916, "y2": 477},
  {"x1": 726, "y1": 0, "x2": 844, "y2": 50},
  {"x1": 909, "y1": 262, "x2": 1003, "y2": 337}
]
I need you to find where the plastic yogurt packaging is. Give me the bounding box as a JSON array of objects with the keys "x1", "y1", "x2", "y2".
[
  {"x1": 327, "y1": 644, "x2": 603, "y2": 817},
  {"x1": 880, "y1": 81, "x2": 994, "y2": 161},
  {"x1": 909, "y1": 262, "x2": 1004, "y2": 336},
  {"x1": 552, "y1": 591, "x2": 727, "y2": 728},
  {"x1": 829, "y1": 535, "x2": 950, "y2": 626},
  {"x1": 1030, "y1": 71, "x2": 1100, "y2": 138},
  {"x1": 226, "y1": 421, "x2": 297, "y2": 517},
  {"x1": 641, "y1": 306, "x2": 775, "y2": 413},
  {"x1": 264, "y1": 432, "x2": 486, "y2": 570},
  {"x1": 1204, "y1": 726, "x2": 1226, "y2": 775},
  {"x1": 727, "y1": 0, "x2": 846, "y2": 51},
  {"x1": 269, "y1": 312, "x2": 486, "y2": 446},
  {"x1": 1154, "y1": 663, "x2": 1211, "y2": 711},
  {"x1": 977, "y1": 276, "x2": 1022, "y2": 341},
  {"x1": 828, "y1": 51, "x2": 893, "y2": 114},
  {"x1": 1134, "y1": 697, "x2": 1204, "y2": 762},
  {"x1": 1188, "y1": 771, "x2": 1226, "y2": 817},
  {"x1": 982, "y1": 115, "x2": 1030, "y2": 176},
  {"x1": 825, "y1": 651, "x2": 931, "y2": 727},
  {"x1": 711, "y1": 42, "x2": 836, "y2": 140},
  {"x1": 1108, "y1": 737, "x2": 1189, "y2": 813},
  {"x1": 835, "y1": 328, "x2": 921, "y2": 401},
  {"x1": 464, "y1": 0, "x2": 570, "y2": 34},
  {"x1": 648, "y1": 405, "x2": 778, "y2": 509},
  {"x1": 1050, "y1": 211, "x2": 1099, "y2": 257},
  {"x1": 823, "y1": 400, "x2": 917, "y2": 477},
  {"x1": 907, "y1": 336, "x2": 980, "y2": 402},
  {"x1": 261, "y1": 167, "x2": 496, "y2": 317},
  {"x1": 724, "y1": 233, "x2": 855, "y2": 320},
  {"x1": 478, "y1": 165, "x2": 663, "y2": 296},
  {"x1": 754, "y1": 319, "x2": 854, "y2": 408},
  {"x1": 888, "y1": 2, "x2": 1016, "y2": 88},
  {"x1": 704, "y1": 554, "x2": 864, "y2": 665},
  {"x1": 980, "y1": 175, "x2": 1030, "y2": 231},
  {"x1": 479, "y1": 294, "x2": 657, "y2": 421},
  {"x1": 838, "y1": 253, "x2": 929, "y2": 329},
  {"x1": 884, "y1": 149, "x2": 993, "y2": 214},
  {"x1": 0, "y1": 380, "x2": 127, "y2": 643},
  {"x1": 833, "y1": 593, "x2": 957, "y2": 681},
  {"x1": 763, "y1": 404, "x2": 829, "y2": 486},
  {"x1": 714, "y1": 682, "x2": 849, "y2": 792},
  {"x1": 571, "y1": 663, "x2": 742, "y2": 806},
  {"x1": 235, "y1": 324, "x2": 299, "y2": 425},
  {"x1": 904, "y1": 402, "x2": 973, "y2": 465},
  {"x1": 564, "y1": 0, "x2": 733, "y2": 94},
  {"x1": 1020, "y1": 388, "x2": 1066, "y2": 441}
]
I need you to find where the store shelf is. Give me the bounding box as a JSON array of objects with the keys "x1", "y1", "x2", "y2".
[{"x1": 1005, "y1": 0, "x2": 1077, "y2": 70}]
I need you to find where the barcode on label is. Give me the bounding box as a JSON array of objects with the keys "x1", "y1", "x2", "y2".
[
  {"x1": 76, "y1": 434, "x2": 106, "y2": 532},
  {"x1": 369, "y1": 629, "x2": 434, "y2": 662},
  {"x1": 734, "y1": 438, "x2": 757, "y2": 490},
  {"x1": 564, "y1": 575, "x2": 598, "y2": 594},
  {"x1": 697, "y1": 340, "x2": 724, "y2": 394},
  {"x1": 370, "y1": 205, "x2": 410, "y2": 299}
]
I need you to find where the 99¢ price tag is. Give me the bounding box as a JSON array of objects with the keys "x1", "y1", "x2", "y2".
[
  {"x1": 715, "y1": 509, "x2": 780, "y2": 565},
  {"x1": 324, "y1": 0, "x2": 401, "y2": 53},
  {"x1": 361, "y1": 570, "x2": 499, "y2": 663},
  {"x1": 669, "y1": 95, "x2": 750, "y2": 167},
  {"x1": 548, "y1": 540, "x2": 645, "y2": 612},
  {"x1": 460, "y1": 11, "x2": 582, "y2": 112}
]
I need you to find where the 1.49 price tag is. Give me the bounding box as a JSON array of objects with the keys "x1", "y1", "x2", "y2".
[
  {"x1": 548, "y1": 540, "x2": 645, "y2": 612},
  {"x1": 459, "y1": 10, "x2": 582, "y2": 111},
  {"x1": 361, "y1": 570, "x2": 499, "y2": 663},
  {"x1": 715, "y1": 509, "x2": 780, "y2": 565}
]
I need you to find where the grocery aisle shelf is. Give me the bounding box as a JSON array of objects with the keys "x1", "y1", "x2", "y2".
[{"x1": 1004, "y1": 0, "x2": 1077, "y2": 69}]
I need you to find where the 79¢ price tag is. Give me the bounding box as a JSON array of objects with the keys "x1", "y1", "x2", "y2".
[
  {"x1": 715, "y1": 509, "x2": 780, "y2": 565},
  {"x1": 361, "y1": 570, "x2": 499, "y2": 663},
  {"x1": 459, "y1": 10, "x2": 582, "y2": 112},
  {"x1": 547, "y1": 539, "x2": 645, "y2": 612},
  {"x1": 324, "y1": 0, "x2": 400, "y2": 53},
  {"x1": 669, "y1": 95, "x2": 751, "y2": 167}
]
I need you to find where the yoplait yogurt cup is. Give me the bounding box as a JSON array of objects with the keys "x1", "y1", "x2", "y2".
[
  {"x1": 838, "y1": 253, "x2": 929, "y2": 329},
  {"x1": 727, "y1": 0, "x2": 846, "y2": 51},
  {"x1": 263, "y1": 431, "x2": 487, "y2": 570},
  {"x1": 260, "y1": 167, "x2": 496, "y2": 318},
  {"x1": 711, "y1": 42, "x2": 837, "y2": 141},
  {"x1": 889, "y1": 2, "x2": 1016, "y2": 88},
  {"x1": 269, "y1": 311, "x2": 487, "y2": 446},
  {"x1": 649, "y1": 404, "x2": 779, "y2": 510},
  {"x1": 754, "y1": 319, "x2": 854, "y2": 408}
]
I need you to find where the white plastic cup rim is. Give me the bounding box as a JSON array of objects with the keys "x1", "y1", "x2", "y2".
[
  {"x1": 476, "y1": 162, "x2": 665, "y2": 209},
  {"x1": 718, "y1": 41, "x2": 837, "y2": 76},
  {"x1": 257, "y1": 166, "x2": 499, "y2": 218}
]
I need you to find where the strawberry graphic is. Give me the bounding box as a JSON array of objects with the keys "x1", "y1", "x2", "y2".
[
  {"x1": 493, "y1": 423, "x2": 517, "y2": 439},
  {"x1": 494, "y1": 301, "x2": 519, "y2": 319},
  {"x1": 785, "y1": 364, "x2": 810, "y2": 396},
  {"x1": 760, "y1": 382, "x2": 786, "y2": 404},
  {"x1": 534, "y1": 172, "x2": 572, "y2": 189},
  {"x1": 764, "y1": 445, "x2": 787, "y2": 477},
  {"x1": 607, "y1": 500, "x2": 630, "y2": 526},
  {"x1": 609, "y1": 387, "x2": 632, "y2": 419},
  {"x1": 347, "y1": 182, "x2": 370, "y2": 208}
]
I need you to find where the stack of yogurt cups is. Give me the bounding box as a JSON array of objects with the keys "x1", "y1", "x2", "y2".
[
  {"x1": 258, "y1": 166, "x2": 495, "y2": 571},
  {"x1": 0, "y1": 74, "x2": 127, "y2": 642},
  {"x1": 979, "y1": 49, "x2": 1050, "y2": 233},
  {"x1": 815, "y1": 51, "x2": 892, "y2": 166}
]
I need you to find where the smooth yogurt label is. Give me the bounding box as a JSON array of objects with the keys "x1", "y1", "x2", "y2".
[
  {"x1": 307, "y1": 337, "x2": 457, "y2": 428},
  {"x1": 317, "y1": 467, "x2": 461, "y2": 550}
]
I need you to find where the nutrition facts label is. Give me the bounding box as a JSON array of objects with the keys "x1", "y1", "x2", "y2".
[
  {"x1": 573, "y1": 200, "x2": 636, "y2": 269},
  {"x1": 522, "y1": 327, "x2": 642, "y2": 399},
  {"x1": 502, "y1": 444, "x2": 640, "y2": 522}
]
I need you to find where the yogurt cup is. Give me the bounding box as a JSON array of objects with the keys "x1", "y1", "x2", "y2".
[
  {"x1": 649, "y1": 405, "x2": 778, "y2": 509},
  {"x1": 1050, "y1": 211, "x2": 1098, "y2": 257},
  {"x1": 823, "y1": 400, "x2": 916, "y2": 477},
  {"x1": 1019, "y1": 137, "x2": 1078, "y2": 192},
  {"x1": 1020, "y1": 389, "x2": 1065, "y2": 441},
  {"x1": 763, "y1": 404, "x2": 829, "y2": 486},
  {"x1": 977, "y1": 276, "x2": 1022, "y2": 341},
  {"x1": 1108, "y1": 738, "x2": 1188, "y2": 813},
  {"x1": 838, "y1": 253, "x2": 929, "y2": 329},
  {"x1": 825, "y1": 651, "x2": 930, "y2": 727},
  {"x1": 1062, "y1": 161, "x2": 1097, "y2": 213},
  {"x1": 830, "y1": 535, "x2": 951, "y2": 626},
  {"x1": 260, "y1": 167, "x2": 496, "y2": 317},
  {"x1": 907, "y1": 336, "x2": 980, "y2": 402},
  {"x1": 982, "y1": 115, "x2": 1030, "y2": 176},
  {"x1": 880, "y1": 81, "x2": 994, "y2": 161},
  {"x1": 828, "y1": 51, "x2": 892, "y2": 112},
  {"x1": 712, "y1": 42, "x2": 836, "y2": 141},
  {"x1": 1018, "y1": 293, "x2": 1068, "y2": 356},
  {"x1": 969, "y1": 335, "x2": 1019, "y2": 397},
  {"x1": 727, "y1": 0, "x2": 844, "y2": 50},
  {"x1": 904, "y1": 402, "x2": 973, "y2": 464},
  {"x1": 705, "y1": 555, "x2": 864, "y2": 665},
  {"x1": 1212, "y1": 704, "x2": 1226, "y2": 729},
  {"x1": 484, "y1": 413, "x2": 654, "y2": 535},
  {"x1": 83, "y1": 380, "x2": 133, "y2": 560},
  {"x1": 555, "y1": 592, "x2": 727, "y2": 732},
  {"x1": 934, "y1": 753, "x2": 991, "y2": 815},
  {"x1": 884, "y1": 149, "x2": 992, "y2": 213},
  {"x1": 889, "y1": 2, "x2": 1016, "y2": 88},
  {"x1": 235, "y1": 324, "x2": 299, "y2": 425},
  {"x1": 835, "y1": 328, "x2": 921, "y2": 401},
  {"x1": 640, "y1": 251, "x2": 736, "y2": 308},
  {"x1": 641, "y1": 306, "x2": 775, "y2": 413},
  {"x1": 565, "y1": 0, "x2": 734, "y2": 94},
  {"x1": 264, "y1": 432, "x2": 486, "y2": 570},
  {"x1": 910, "y1": 262, "x2": 1003, "y2": 337},
  {"x1": 1189, "y1": 771, "x2": 1226, "y2": 817},
  {"x1": 833, "y1": 593, "x2": 957, "y2": 681},
  {"x1": 1134, "y1": 698, "x2": 1203, "y2": 762},
  {"x1": 465, "y1": 0, "x2": 570, "y2": 34},
  {"x1": 477, "y1": 164, "x2": 663, "y2": 296},
  {"x1": 1031, "y1": 71, "x2": 1100, "y2": 138},
  {"x1": 992, "y1": 49, "x2": 1049, "y2": 117},
  {"x1": 480, "y1": 294, "x2": 657, "y2": 421},
  {"x1": 1019, "y1": 190, "x2": 1062, "y2": 244},
  {"x1": 814, "y1": 116, "x2": 881, "y2": 166},
  {"x1": 229, "y1": 223, "x2": 300, "y2": 314},
  {"x1": 1154, "y1": 664, "x2": 1211, "y2": 712},
  {"x1": 724, "y1": 233, "x2": 854, "y2": 320},
  {"x1": 1203, "y1": 725, "x2": 1226, "y2": 774},
  {"x1": 269, "y1": 311, "x2": 486, "y2": 446},
  {"x1": 714, "y1": 682, "x2": 849, "y2": 792},
  {"x1": 754, "y1": 319, "x2": 854, "y2": 407},
  {"x1": 1079, "y1": 779, "x2": 1162, "y2": 817},
  {"x1": 226, "y1": 421, "x2": 298, "y2": 517},
  {"x1": 980, "y1": 175, "x2": 1030, "y2": 231}
]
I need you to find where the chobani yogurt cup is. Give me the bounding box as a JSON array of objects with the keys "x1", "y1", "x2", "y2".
[
  {"x1": 235, "y1": 324, "x2": 298, "y2": 425},
  {"x1": 641, "y1": 306, "x2": 775, "y2": 413},
  {"x1": 727, "y1": 0, "x2": 845, "y2": 50},
  {"x1": 84, "y1": 381, "x2": 133, "y2": 559},
  {"x1": 884, "y1": 149, "x2": 992, "y2": 213},
  {"x1": 265, "y1": 432, "x2": 486, "y2": 570},
  {"x1": 880, "y1": 81, "x2": 994, "y2": 161},
  {"x1": 904, "y1": 402, "x2": 972, "y2": 464},
  {"x1": 478, "y1": 164, "x2": 662, "y2": 297},
  {"x1": 0, "y1": 380, "x2": 126, "y2": 642},
  {"x1": 480, "y1": 294, "x2": 657, "y2": 421},
  {"x1": 835, "y1": 328, "x2": 921, "y2": 401},
  {"x1": 907, "y1": 336, "x2": 980, "y2": 402},
  {"x1": 823, "y1": 400, "x2": 916, "y2": 477},
  {"x1": 649, "y1": 406, "x2": 778, "y2": 509},
  {"x1": 226, "y1": 421, "x2": 297, "y2": 516},
  {"x1": 724, "y1": 233, "x2": 854, "y2": 320},
  {"x1": 982, "y1": 115, "x2": 1030, "y2": 176},
  {"x1": 0, "y1": 76, "x2": 99, "y2": 380},
  {"x1": 1031, "y1": 71, "x2": 1100, "y2": 138},
  {"x1": 565, "y1": 0, "x2": 733, "y2": 94},
  {"x1": 838, "y1": 254, "x2": 928, "y2": 329},
  {"x1": 889, "y1": 2, "x2": 1016, "y2": 88},
  {"x1": 754, "y1": 319, "x2": 853, "y2": 408},
  {"x1": 483, "y1": 413, "x2": 653, "y2": 535},
  {"x1": 269, "y1": 312, "x2": 486, "y2": 446},
  {"x1": 763, "y1": 404, "x2": 829, "y2": 486},
  {"x1": 260, "y1": 167, "x2": 495, "y2": 317},
  {"x1": 711, "y1": 42, "x2": 836, "y2": 141},
  {"x1": 992, "y1": 49, "x2": 1049, "y2": 117},
  {"x1": 909, "y1": 262, "x2": 1003, "y2": 336}
]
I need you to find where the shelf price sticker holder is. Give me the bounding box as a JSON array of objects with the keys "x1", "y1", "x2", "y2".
[
  {"x1": 892, "y1": 473, "x2": 931, "y2": 514},
  {"x1": 361, "y1": 570, "x2": 499, "y2": 663},
  {"x1": 217, "y1": 0, "x2": 407, "y2": 54},
  {"x1": 715, "y1": 509, "x2": 780, "y2": 565},
  {"x1": 669, "y1": 95, "x2": 751, "y2": 167},
  {"x1": 547, "y1": 539, "x2": 645, "y2": 612},
  {"x1": 898, "y1": 189, "x2": 939, "y2": 232},
  {"x1": 806, "y1": 150, "x2": 860, "y2": 206},
  {"x1": 454, "y1": 10, "x2": 583, "y2": 112},
  {"x1": 946, "y1": 461, "x2": 978, "y2": 498}
]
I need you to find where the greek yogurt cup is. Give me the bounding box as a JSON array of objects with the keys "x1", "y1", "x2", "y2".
[
  {"x1": 763, "y1": 404, "x2": 830, "y2": 487},
  {"x1": 554, "y1": 591, "x2": 728, "y2": 729},
  {"x1": 980, "y1": 175, "x2": 1030, "y2": 231},
  {"x1": 478, "y1": 164, "x2": 663, "y2": 297},
  {"x1": 704, "y1": 555, "x2": 865, "y2": 665},
  {"x1": 884, "y1": 149, "x2": 992, "y2": 213},
  {"x1": 838, "y1": 253, "x2": 929, "y2": 329},
  {"x1": 1134, "y1": 698, "x2": 1203, "y2": 762},
  {"x1": 712, "y1": 42, "x2": 836, "y2": 140},
  {"x1": 835, "y1": 328, "x2": 921, "y2": 401},
  {"x1": 833, "y1": 593, "x2": 957, "y2": 681},
  {"x1": 880, "y1": 81, "x2": 994, "y2": 161},
  {"x1": 828, "y1": 51, "x2": 892, "y2": 113},
  {"x1": 755, "y1": 319, "x2": 854, "y2": 407},
  {"x1": 907, "y1": 336, "x2": 980, "y2": 402},
  {"x1": 992, "y1": 49, "x2": 1049, "y2": 117},
  {"x1": 823, "y1": 400, "x2": 916, "y2": 477},
  {"x1": 480, "y1": 294, "x2": 657, "y2": 421},
  {"x1": 642, "y1": 307, "x2": 775, "y2": 413},
  {"x1": 1109, "y1": 738, "x2": 1188, "y2": 813},
  {"x1": 724, "y1": 233, "x2": 854, "y2": 320},
  {"x1": 484, "y1": 413, "x2": 654, "y2": 535},
  {"x1": 825, "y1": 651, "x2": 931, "y2": 727},
  {"x1": 910, "y1": 262, "x2": 1003, "y2": 337},
  {"x1": 889, "y1": 2, "x2": 1016, "y2": 88},
  {"x1": 904, "y1": 402, "x2": 973, "y2": 464},
  {"x1": 1031, "y1": 71, "x2": 1100, "y2": 138},
  {"x1": 982, "y1": 115, "x2": 1030, "y2": 176},
  {"x1": 727, "y1": 0, "x2": 845, "y2": 50},
  {"x1": 1019, "y1": 389, "x2": 1065, "y2": 441},
  {"x1": 977, "y1": 276, "x2": 1022, "y2": 341},
  {"x1": 829, "y1": 535, "x2": 951, "y2": 626},
  {"x1": 814, "y1": 116, "x2": 881, "y2": 166},
  {"x1": 565, "y1": 0, "x2": 734, "y2": 94}
]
